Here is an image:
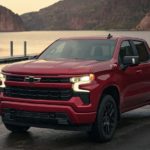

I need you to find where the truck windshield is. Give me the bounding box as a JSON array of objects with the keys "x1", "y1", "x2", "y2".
[{"x1": 38, "y1": 39, "x2": 116, "y2": 61}]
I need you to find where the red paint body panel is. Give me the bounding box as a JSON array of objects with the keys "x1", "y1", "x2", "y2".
[{"x1": 1, "y1": 36, "x2": 150, "y2": 126}]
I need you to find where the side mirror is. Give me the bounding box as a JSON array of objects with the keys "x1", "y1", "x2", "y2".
[{"x1": 123, "y1": 56, "x2": 139, "y2": 66}]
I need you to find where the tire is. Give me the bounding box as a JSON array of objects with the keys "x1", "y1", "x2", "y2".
[
  {"x1": 88, "y1": 95, "x2": 118, "y2": 142},
  {"x1": 4, "y1": 123, "x2": 30, "y2": 133}
]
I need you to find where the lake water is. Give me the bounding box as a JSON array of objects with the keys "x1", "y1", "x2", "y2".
[{"x1": 0, "y1": 31, "x2": 150, "y2": 58}]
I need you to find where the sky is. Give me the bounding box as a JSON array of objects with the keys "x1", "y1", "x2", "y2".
[{"x1": 0, "y1": 0, "x2": 60, "y2": 14}]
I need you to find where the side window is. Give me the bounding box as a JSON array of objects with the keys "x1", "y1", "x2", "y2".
[
  {"x1": 119, "y1": 41, "x2": 134, "y2": 64},
  {"x1": 133, "y1": 41, "x2": 149, "y2": 62}
]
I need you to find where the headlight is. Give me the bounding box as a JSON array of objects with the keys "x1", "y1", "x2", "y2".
[
  {"x1": 70, "y1": 74, "x2": 95, "y2": 92},
  {"x1": 0, "y1": 73, "x2": 6, "y2": 88}
]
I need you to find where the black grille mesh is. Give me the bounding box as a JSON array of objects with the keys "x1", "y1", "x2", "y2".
[
  {"x1": 4, "y1": 86, "x2": 73, "y2": 100},
  {"x1": 6, "y1": 75, "x2": 70, "y2": 83}
]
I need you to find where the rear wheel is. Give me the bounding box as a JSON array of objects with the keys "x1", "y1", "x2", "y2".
[
  {"x1": 4, "y1": 123, "x2": 30, "y2": 133},
  {"x1": 88, "y1": 95, "x2": 118, "y2": 142}
]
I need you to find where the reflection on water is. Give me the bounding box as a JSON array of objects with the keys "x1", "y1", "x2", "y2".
[{"x1": 0, "y1": 31, "x2": 150, "y2": 58}]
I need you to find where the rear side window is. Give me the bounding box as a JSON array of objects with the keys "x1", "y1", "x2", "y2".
[
  {"x1": 119, "y1": 41, "x2": 134, "y2": 64},
  {"x1": 133, "y1": 41, "x2": 149, "y2": 62}
]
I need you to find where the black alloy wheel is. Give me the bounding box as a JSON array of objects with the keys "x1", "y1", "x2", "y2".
[{"x1": 88, "y1": 95, "x2": 118, "y2": 142}]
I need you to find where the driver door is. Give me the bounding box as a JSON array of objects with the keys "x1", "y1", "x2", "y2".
[{"x1": 118, "y1": 40, "x2": 144, "y2": 110}]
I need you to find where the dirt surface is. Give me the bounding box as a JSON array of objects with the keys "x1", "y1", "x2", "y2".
[{"x1": 0, "y1": 106, "x2": 150, "y2": 150}]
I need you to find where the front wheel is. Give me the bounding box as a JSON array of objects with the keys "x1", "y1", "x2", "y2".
[
  {"x1": 88, "y1": 95, "x2": 118, "y2": 142},
  {"x1": 4, "y1": 123, "x2": 30, "y2": 133}
]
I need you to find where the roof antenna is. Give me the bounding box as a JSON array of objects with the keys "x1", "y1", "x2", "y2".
[{"x1": 107, "y1": 33, "x2": 113, "y2": 39}]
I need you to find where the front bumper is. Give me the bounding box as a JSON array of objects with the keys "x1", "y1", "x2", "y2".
[
  {"x1": 0, "y1": 96, "x2": 96, "y2": 128},
  {"x1": 2, "y1": 108, "x2": 93, "y2": 130},
  {"x1": 0, "y1": 78, "x2": 100, "y2": 129}
]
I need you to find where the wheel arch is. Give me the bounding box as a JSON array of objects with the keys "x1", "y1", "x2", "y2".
[{"x1": 99, "y1": 85, "x2": 121, "y2": 119}]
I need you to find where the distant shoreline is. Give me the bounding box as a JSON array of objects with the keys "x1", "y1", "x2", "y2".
[
  {"x1": 1, "y1": 31, "x2": 150, "y2": 58},
  {"x1": 0, "y1": 29, "x2": 150, "y2": 33}
]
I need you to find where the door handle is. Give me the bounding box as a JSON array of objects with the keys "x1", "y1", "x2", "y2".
[{"x1": 136, "y1": 69, "x2": 143, "y2": 73}]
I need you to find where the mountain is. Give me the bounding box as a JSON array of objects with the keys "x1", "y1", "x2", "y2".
[
  {"x1": 136, "y1": 13, "x2": 150, "y2": 30},
  {"x1": 21, "y1": 0, "x2": 150, "y2": 31},
  {"x1": 0, "y1": 5, "x2": 25, "y2": 32}
]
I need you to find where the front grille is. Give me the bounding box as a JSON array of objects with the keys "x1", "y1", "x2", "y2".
[
  {"x1": 4, "y1": 109, "x2": 55, "y2": 120},
  {"x1": 2, "y1": 109, "x2": 69, "y2": 126},
  {"x1": 4, "y1": 86, "x2": 73, "y2": 100},
  {"x1": 40, "y1": 78, "x2": 70, "y2": 83},
  {"x1": 6, "y1": 76, "x2": 24, "y2": 82},
  {"x1": 6, "y1": 75, "x2": 70, "y2": 83}
]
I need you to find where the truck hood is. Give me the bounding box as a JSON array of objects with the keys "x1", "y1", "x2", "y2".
[{"x1": 2, "y1": 58, "x2": 109, "y2": 75}]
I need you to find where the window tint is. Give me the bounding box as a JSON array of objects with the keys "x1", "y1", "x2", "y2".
[
  {"x1": 133, "y1": 41, "x2": 149, "y2": 62},
  {"x1": 119, "y1": 41, "x2": 134, "y2": 64},
  {"x1": 39, "y1": 39, "x2": 116, "y2": 61}
]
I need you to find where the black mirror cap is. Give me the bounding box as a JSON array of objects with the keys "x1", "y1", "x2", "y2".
[{"x1": 123, "y1": 56, "x2": 140, "y2": 66}]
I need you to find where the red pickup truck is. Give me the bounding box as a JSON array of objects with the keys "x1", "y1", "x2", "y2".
[{"x1": 0, "y1": 35, "x2": 150, "y2": 142}]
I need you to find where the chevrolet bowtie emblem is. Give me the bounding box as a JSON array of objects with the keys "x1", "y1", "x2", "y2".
[{"x1": 24, "y1": 76, "x2": 41, "y2": 83}]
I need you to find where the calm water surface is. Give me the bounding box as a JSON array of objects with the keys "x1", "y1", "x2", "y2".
[{"x1": 0, "y1": 31, "x2": 150, "y2": 57}]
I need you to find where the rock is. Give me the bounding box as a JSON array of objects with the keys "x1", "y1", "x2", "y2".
[
  {"x1": 21, "y1": 0, "x2": 150, "y2": 30},
  {"x1": 0, "y1": 5, "x2": 25, "y2": 32},
  {"x1": 136, "y1": 13, "x2": 150, "y2": 30}
]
